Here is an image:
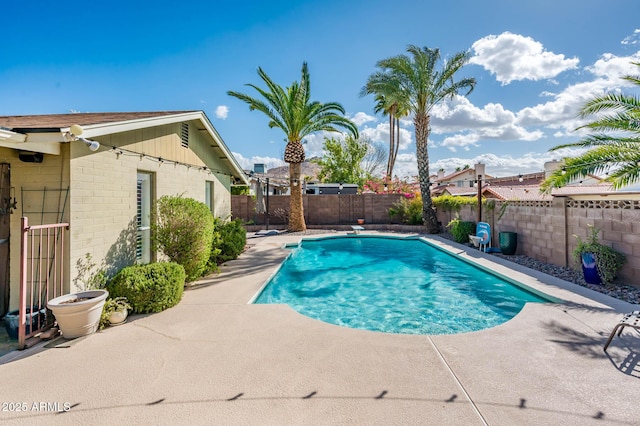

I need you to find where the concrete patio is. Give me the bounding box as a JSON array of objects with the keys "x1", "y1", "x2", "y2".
[{"x1": 0, "y1": 231, "x2": 638, "y2": 425}]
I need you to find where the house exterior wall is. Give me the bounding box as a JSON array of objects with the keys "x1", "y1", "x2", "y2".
[{"x1": 68, "y1": 121, "x2": 232, "y2": 292}]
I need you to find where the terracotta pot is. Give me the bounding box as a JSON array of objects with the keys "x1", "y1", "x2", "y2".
[{"x1": 357, "y1": 219, "x2": 365, "y2": 225}]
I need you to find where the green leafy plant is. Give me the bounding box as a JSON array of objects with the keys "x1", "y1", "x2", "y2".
[
  {"x1": 388, "y1": 194, "x2": 423, "y2": 225},
  {"x1": 74, "y1": 253, "x2": 108, "y2": 291},
  {"x1": 99, "y1": 297, "x2": 132, "y2": 329},
  {"x1": 214, "y1": 218, "x2": 246, "y2": 263},
  {"x1": 446, "y1": 218, "x2": 476, "y2": 244},
  {"x1": 108, "y1": 262, "x2": 186, "y2": 313},
  {"x1": 432, "y1": 195, "x2": 478, "y2": 213},
  {"x1": 572, "y1": 225, "x2": 626, "y2": 285},
  {"x1": 151, "y1": 195, "x2": 215, "y2": 282}
]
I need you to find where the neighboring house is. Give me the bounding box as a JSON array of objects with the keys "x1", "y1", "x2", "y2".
[
  {"x1": 0, "y1": 111, "x2": 248, "y2": 315},
  {"x1": 433, "y1": 164, "x2": 493, "y2": 189},
  {"x1": 433, "y1": 160, "x2": 640, "y2": 202}
]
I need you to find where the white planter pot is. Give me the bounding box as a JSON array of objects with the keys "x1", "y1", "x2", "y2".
[
  {"x1": 47, "y1": 290, "x2": 109, "y2": 339},
  {"x1": 109, "y1": 309, "x2": 128, "y2": 326}
]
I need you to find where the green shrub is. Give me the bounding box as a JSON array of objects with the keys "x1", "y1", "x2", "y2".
[
  {"x1": 108, "y1": 262, "x2": 186, "y2": 313},
  {"x1": 209, "y1": 218, "x2": 246, "y2": 268},
  {"x1": 388, "y1": 195, "x2": 423, "y2": 225},
  {"x1": 433, "y1": 195, "x2": 479, "y2": 212},
  {"x1": 151, "y1": 195, "x2": 214, "y2": 282},
  {"x1": 447, "y1": 218, "x2": 476, "y2": 243}
]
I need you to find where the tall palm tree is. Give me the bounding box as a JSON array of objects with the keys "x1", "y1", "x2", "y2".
[
  {"x1": 541, "y1": 62, "x2": 640, "y2": 192},
  {"x1": 373, "y1": 94, "x2": 409, "y2": 180},
  {"x1": 361, "y1": 46, "x2": 476, "y2": 233},
  {"x1": 228, "y1": 62, "x2": 358, "y2": 231}
]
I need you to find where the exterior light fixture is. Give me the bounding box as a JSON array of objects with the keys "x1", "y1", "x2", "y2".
[
  {"x1": 64, "y1": 124, "x2": 100, "y2": 151},
  {"x1": 79, "y1": 137, "x2": 100, "y2": 152}
]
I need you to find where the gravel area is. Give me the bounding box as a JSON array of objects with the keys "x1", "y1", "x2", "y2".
[
  {"x1": 436, "y1": 232, "x2": 640, "y2": 305},
  {"x1": 488, "y1": 252, "x2": 640, "y2": 305}
]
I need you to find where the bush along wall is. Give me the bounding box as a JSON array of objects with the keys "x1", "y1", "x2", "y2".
[
  {"x1": 151, "y1": 195, "x2": 215, "y2": 282},
  {"x1": 209, "y1": 218, "x2": 247, "y2": 269},
  {"x1": 108, "y1": 262, "x2": 186, "y2": 313}
]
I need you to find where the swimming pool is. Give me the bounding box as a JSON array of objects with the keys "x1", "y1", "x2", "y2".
[{"x1": 253, "y1": 236, "x2": 553, "y2": 335}]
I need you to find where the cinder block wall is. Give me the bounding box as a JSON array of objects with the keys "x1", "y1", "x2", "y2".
[
  {"x1": 233, "y1": 194, "x2": 640, "y2": 286},
  {"x1": 437, "y1": 198, "x2": 638, "y2": 285},
  {"x1": 232, "y1": 194, "x2": 406, "y2": 226}
]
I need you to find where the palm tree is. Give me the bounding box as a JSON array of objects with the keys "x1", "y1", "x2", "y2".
[
  {"x1": 373, "y1": 94, "x2": 409, "y2": 180},
  {"x1": 228, "y1": 62, "x2": 358, "y2": 231},
  {"x1": 361, "y1": 46, "x2": 476, "y2": 233},
  {"x1": 541, "y1": 62, "x2": 640, "y2": 192}
]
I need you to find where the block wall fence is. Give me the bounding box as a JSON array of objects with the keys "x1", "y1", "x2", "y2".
[{"x1": 231, "y1": 195, "x2": 640, "y2": 286}]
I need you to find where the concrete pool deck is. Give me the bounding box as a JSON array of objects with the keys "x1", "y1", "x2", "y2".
[{"x1": 0, "y1": 231, "x2": 638, "y2": 425}]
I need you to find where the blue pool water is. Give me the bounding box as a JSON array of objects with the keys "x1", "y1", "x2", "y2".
[{"x1": 254, "y1": 236, "x2": 552, "y2": 335}]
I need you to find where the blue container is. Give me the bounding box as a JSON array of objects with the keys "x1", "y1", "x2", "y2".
[
  {"x1": 581, "y1": 252, "x2": 602, "y2": 285},
  {"x1": 2, "y1": 308, "x2": 46, "y2": 340}
]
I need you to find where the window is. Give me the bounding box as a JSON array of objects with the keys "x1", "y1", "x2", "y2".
[
  {"x1": 136, "y1": 172, "x2": 154, "y2": 264},
  {"x1": 205, "y1": 180, "x2": 214, "y2": 213}
]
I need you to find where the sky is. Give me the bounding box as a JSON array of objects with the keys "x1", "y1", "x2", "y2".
[{"x1": 2, "y1": 0, "x2": 640, "y2": 179}]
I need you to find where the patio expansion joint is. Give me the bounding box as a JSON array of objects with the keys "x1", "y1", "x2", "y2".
[{"x1": 427, "y1": 336, "x2": 489, "y2": 426}]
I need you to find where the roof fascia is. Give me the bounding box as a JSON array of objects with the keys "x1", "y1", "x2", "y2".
[
  {"x1": 60, "y1": 112, "x2": 202, "y2": 138},
  {"x1": 0, "y1": 128, "x2": 27, "y2": 143},
  {"x1": 196, "y1": 112, "x2": 249, "y2": 185},
  {"x1": 0, "y1": 129, "x2": 60, "y2": 154}
]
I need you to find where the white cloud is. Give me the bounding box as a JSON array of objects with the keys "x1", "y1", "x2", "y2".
[
  {"x1": 470, "y1": 32, "x2": 579, "y2": 85},
  {"x1": 517, "y1": 52, "x2": 640, "y2": 133},
  {"x1": 389, "y1": 153, "x2": 418, "y2": 179},
  {"x1": 231, "y1": 152, "x2": 284, "y2": 171},
  {"x1": 621, "y1": 29, "x2": 640, "y2": 45},
  {"x1": 215, "y1": 105, "x2": 229, "y2": 120},
  {"x1": 586, "y1": 52, "x2": 640, "y2": 79},
  {"x1": 429, "y1": 97, "x2": 543, "y2": 150},
  {"x1": 359, "y1": 121, "x2": 413, "y2": 151},
  {"x1": 431, "y1": 148, "x2": 586, "y2": 178},
  {"x1": 351, "y1": 111, "x2": 376, "y2": 126}
]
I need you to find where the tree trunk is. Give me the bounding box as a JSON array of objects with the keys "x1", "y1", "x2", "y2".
[
  {"x1": 386, "y1": 109, "x2": 395, "y2": 179},
  {"x1": 288, "y1": 162, "x2": 306, "y2": 232},
  {"x1": 415, "y1": 113, "x2": 440, "y2": 233}
]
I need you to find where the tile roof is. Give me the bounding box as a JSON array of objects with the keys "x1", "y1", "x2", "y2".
[
  {"x1": 0, "y1": 111, "x2": 198, "y2": 130},
  {"x1": 484, "y1": 185, "x2": 552, "y2": 201}
]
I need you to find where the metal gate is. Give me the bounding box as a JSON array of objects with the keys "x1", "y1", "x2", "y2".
[{"x1": 18, "y1": 218, "x2": 69, "y2": 349}]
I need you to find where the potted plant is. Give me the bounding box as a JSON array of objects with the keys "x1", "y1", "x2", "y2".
[
  {"x1": 47, "y1": 253, "x2": 110, "y2": 339},
  {"x1": 100, "y1": 297, "x2": 132, "y2": 328},
  {"x1": 47, "y1": 290, "x2": 109, "y2": 339},
  {"x1": 572, "y1": 225, "x2": 626, "y2": 285}
]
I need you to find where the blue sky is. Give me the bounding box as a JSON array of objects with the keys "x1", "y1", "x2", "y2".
[{"x1": 2, "y1": 0, "x2": 640, "y2": 178}]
